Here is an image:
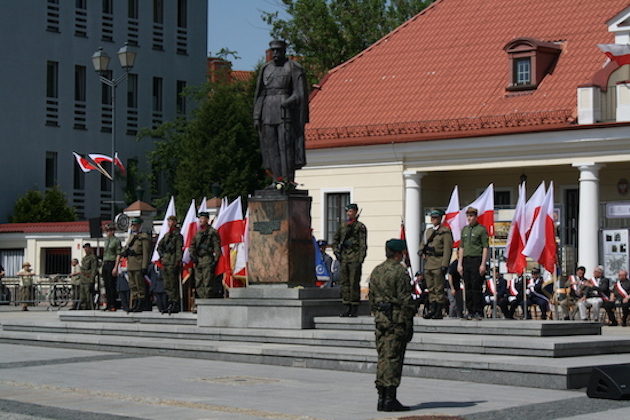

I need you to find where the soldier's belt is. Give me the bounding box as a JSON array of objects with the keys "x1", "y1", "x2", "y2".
[{"x1": 263, "y1": 88, "x2": 289, "y2": 95}]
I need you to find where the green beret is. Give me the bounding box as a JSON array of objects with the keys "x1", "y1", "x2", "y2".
[
  {"x1": 386, "y1": 239, "x2": 407, "y2": 252},
  {"x1": 430, "y1": 209, "x2": 445, "y2": 218},
  {"x1": 130, "y1": 217, "x2": 143, "y2": 224},
  {"x1": 345, "y1": 203, "x2": 358, "y2": 211},
  {"x1": 198, "y1": 211, "x2": 210, "y2": 218}
]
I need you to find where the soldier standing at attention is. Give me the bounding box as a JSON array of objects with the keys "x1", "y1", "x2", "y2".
[
  {"x1": 102, "y1": 223, "x2": 122, "y2": 311},
  {"x1": 457, "y1": 207, "x2": 489, "y2": 320},
  {"x1": 79, "y1": 243, "x2": 98, "y2": 310},
  {"x1": 333, "y1": 203, "x2": 367, "y2": 317},
  {"x1": 121, "y1": 217, "x2": 151, "y2": 312},
  {"x1": 369, "y1": 239, "x2": 415, "y2": 412},
  {"x1": 190, "y1": 212, "x2": 221, "y2": 300},
  {"x1": 157, "y1": 215, "x2": 183, "y2": 314},
  {"x1": 420, "y1": 209, "x2": 453, "y2": 319}
]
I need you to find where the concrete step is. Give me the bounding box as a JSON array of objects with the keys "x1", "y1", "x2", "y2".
[
  {"x1": 314, "y1": 316, "x2": 603, "y2": 336},
  {"x1": 1, "y1": 328, "x2": 629, "y2": 390},
  {"x1": 58, "y1": 310, "x2": 197, "y2": 325},
  {"x1": 2, "y1": 319, "x2": 628, "y2": 358}
]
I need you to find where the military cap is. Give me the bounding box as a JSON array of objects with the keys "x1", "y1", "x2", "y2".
[
  {"x1": 430, "y1": 209, "x2": 445, "y2": 218},
  {"x1": 531, "y1": 267, "x2": 541, "y2": 274},
  {"x1": 167, "y1": 215, "x2": 178, "y2": 222},
  {"x1": 198, "y1": 211, "x2": 210, "y2": 218},
  {"x1": 386, "y1": 239, "x2": 407, "y2": 252},
  {"x1": 576, "y1": 266, "x2": 586, "y2": 272},
  {"x1": 130, "y1": 217, "x2": 143, "y2": 224},
  {"x1": 465, "y1": 207, "x2": 478, "y2": 215},
  {"x1": 83, "y1": 243, "x2": 92, "y2": 248},
  {"x1": 317, "y1": 239, "x2": 328, "y2": 247},
  {"x1": 105, "y1": 223, "x2": 116, "y2": 231},
  {"x1": 345, "y1": 203, "x2": 359, "y2": 211},
  {"x1": 269, "y1": 39, "x2": 287, "y2": 50}
]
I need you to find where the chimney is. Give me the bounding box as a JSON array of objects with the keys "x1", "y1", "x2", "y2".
[
  {"x1": 265, "y1": 48, "x2": 273, "y2": 63},
  {"x1": 577, "y1": 85, "x2": 601, "y2": 124},
  {"x1": 208, "y1": 57, "x2": 232, "y2": 83}
]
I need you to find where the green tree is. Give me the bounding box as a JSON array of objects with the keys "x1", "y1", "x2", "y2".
[
  {"x1": 11, "y1": 187, "x2": 76, "y2": 223},
  {"x1": 263, "y1": 0, "x2": 433, "y2": 82},
  {"x1": 144, "y1": 74, "x2": 267, "y2": 215}
]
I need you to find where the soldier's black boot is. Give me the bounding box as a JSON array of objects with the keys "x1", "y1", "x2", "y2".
[
  {"x1": 339, "y1": 304, "x2": 352, "y2": 317},
  {"x1": 423, "y1": 302, "x2": 436, "y2": 319},
  {"x1": 132, "y1": 298, "x2": 144, "y2": 312},
  {"x1": 376, "y1": 386, "x2": 385, "y2": 411},
  {"x1": 127, "y1": 299, "x2": 137, "y2": 314},
  {"x1": 433, "y1": 303, "x2": 443, "y2": 319},
  {"x1": 383, "y1": 387, "x2": 410, "y2": 412},
  {"x1": 168, "y1": 301, "x2": 180, "y2": 315},
  {"x1": 348, "y1": 305, "x2": 358, "y2": 317},
  {"x1": 622, "y1": 309, "x2": 629, "y2": 327}
]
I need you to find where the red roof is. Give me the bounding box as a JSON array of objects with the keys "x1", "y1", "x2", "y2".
[
  {"x1": 231, "y1": 70, "x2": 254, "y2": 82},
  {"x1": 0, "y1": 220, "x2": 110, "y2": 234},
  {"x1": 306, "y1": 0, "x2": 628, "y2": 148}
]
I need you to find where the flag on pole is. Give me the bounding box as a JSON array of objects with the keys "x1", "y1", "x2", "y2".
[
  {"x1": 198, "y1": 197, "x2": 208, "y2": 214},
  {"x1": 151, "y1": 196, "x2": 176, "y2": 266},
  {"x1": 214, "y1": 197, "x2": 246, "y2": 287},
  {"x1": 113, "y1": 152, "x2": 126, "y2": 175},
  {"x1": 444, "y1": 186, "x2": 465, "y2": 247},
  {"x1": 598, "y1": 44, "x2": 630, "y2": 66},
  {"x1": 212, "y1": 198, "x2": 228, "y2": 228},
  {"x1": 525, "y1": 181, "x2": 546, "y2": 236},
  {"x1": 233, "y1": 208, "x2": 249, "y2": 278},
  {"x1": 87, "y1": 153, "x2": 113, "y2": 180},
  {"x1": 181, "y1": 199, "x2": 199, "y2": 282},
  {"x1": 464, "y1": 183, "x2": 495, "y2": 236},
  {"x1": 506, "y1": 183, "x2": 527, "y2": 274},
  {"x1": 72, "y1": 152, "x2": 98, "y2": 173},
  {"x1": 523, "y1": 182, "x2": 557, "y2": 272}
]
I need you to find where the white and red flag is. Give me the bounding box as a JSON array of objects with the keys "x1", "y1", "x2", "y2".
[
  {"x1": 214, "y1": 197, "x2": 246, "y2": 287},
  {"x1": 181, "y1": 199, "x2": 199, "y2": 282},
  {"x1": 525, "y1": 181, "x2": 546, "y2": 236},
  {"x1": 151, "y1": 196, "x2": 176, "y2": 266},
  {"x1": 233, "y1": 208, "x2": 249, "y2": 279},
  {"x1": 72, "y1": 152, "x2": 98, "y2": 173},
  {"x1": 598, "y1": 44, "x2": 630, "y2": 66},
  {"x1": 464, "y1": 183, "x2": 495, "y2": 236},
  {"x1": 444, "y1": 186, "x2": 465, "y2": 247},
  {"x1": 523, "y1": 182, "x2": 557, "y2": 273},
  {"x1": 88, "y1": 153, "x2": 113, "y2": 165},
  {"x1": 198, "y1": 197, "x2": 208, "y2": 214},
  {"x1": 505, "y1": 183, "x2": 527, "y2": 274},
  {"x1": 113, "y1": 152, "x2": 126, "y2": 175}
]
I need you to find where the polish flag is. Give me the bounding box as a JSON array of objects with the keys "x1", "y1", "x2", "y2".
[
  {"x1": 214, "y1": 197, "x2": 246, "y2": 287},
  {"x1": 88, "y1": 153, "x2": 113, "y2": 165},
  {"x1": 523, "y1": 182, "x2": 557, "y2": 273},
  {"x1": 198, "y1": 197, "x2": 208, "y2": 214},
  {"x1": 598, "y1": 44, "x2": 630, "y2": 66},
  {"x1": 181, "y1": 199, "x2": 199, "y2": 282},
  {"x1": 212, "y1": 198, "x2": 228, "y2": 228},
  {"x1": 505, "y1": 183, "x2": 527, "y2": 274},
  {"x1": 444, "y1": 186, "x2": 465, "y2": 247},
  {"x1": 114, "y1": 152, "x2": 126, "y2": 175},
  {"x1": 464, "y1": 184, "x2": 495, "y2": 236},
  {"x1": 233, "y1": 208, "x2": 249, "y2": 279},
  {"x1": 73, "y1": 152, "x2": 98, "y2": 172},
  {"x1": 525, "y1": 181, "x2": 546, "y2": 236},
  {"x1": 151, "y1": 196, "x2": 176, "y2": 265}
]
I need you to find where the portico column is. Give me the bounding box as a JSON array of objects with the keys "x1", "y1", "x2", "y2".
[
  {"x1": 404, "y1": 171, "x2": 425, "y2": 276},
  {"x1": 572, "y1": 163, "x2": 602, "y2": 275}
]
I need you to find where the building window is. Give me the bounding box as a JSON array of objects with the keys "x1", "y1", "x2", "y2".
[
  {"x1": 494, "y1": 190, "x2": 511, "y2": 207},
  {"x1": 76, "y1": 0, "x2": 86, "y2": 9},
  {"x1": 177, "y1": 0, "x2": 187, "y2": 28},
  {"x1": 73, "y1": 160, "x2": 85, "y2": 189},
  {"x1": 153, "y1": 0, "x2": 163, "y2": 24},
  {"x1": 514, "y1": 58, "x2": 531, "y2": 86},
  {"x1": 74, "y1": 65, "x2": 86, "y2": 101},
  {"x1": 504, "y1": 38, "x2": 562, "y2": 91},
  {"x1": 46, "y1": 61, "x2": 58, "y2": 98},
  {"x1": 102, "y1": 0, "x2": 113, "y2": 14},
  {"x1": 45, "y1": 151, "x2": 57, "y2": 188},
  {"x1": 101, "y1": 70, "x2": 113, "y2": 105},
  {"x1": 128, "y1": 0, "x2": 138, "y2": 19},
  {"x1": 152, "y1": 77, "x2": 163, "y2": 112},
  {"x1": 325, "y1": 192, "x2": 350, "y2": 242},
  {"x1": 127, "y1": 73, "x2": 138, "y2": 108},
  {"x1": 176, "y1": 80, "x2": 186, "y2": 114}
]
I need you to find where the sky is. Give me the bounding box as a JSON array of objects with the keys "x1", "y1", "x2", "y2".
[{"x1": 207, "y1": 0, "x2": 289, "y2": 71}]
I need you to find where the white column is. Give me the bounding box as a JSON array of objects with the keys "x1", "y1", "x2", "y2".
[
  {"x1": 404, "y1": 171, "x2": 424, "y2": 276},
  {"x1": 572, "y1": 163, "x2": 602, "y2": 275}
]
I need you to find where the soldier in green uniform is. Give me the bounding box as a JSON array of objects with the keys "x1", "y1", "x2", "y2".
[
  {"x1": 102, "y1": 223, "x2": 122, "y2": 311},
  {"x1": 420, "y1": 209, "x2": 453, "y2": 319},
  {"x1": 369, "y1": 239, "x2": 415, "y2": 412},
  {"x1": 157, "y1": 215, "x2": 183, "y2": 314},
  {"x1": 190, "y1": 212, "x2": 221, "y2": 300},
  {"x1": 79, "y1": 243, "x2": 98, "y2": 310},
  {"x1": 457, "y1": 207, "x2": 489, "y2": 320},
  {"x1": 120, "y1": 217, "x2": 151, "y2": 312},
  {"x1": 333, "y1": 203, "x2": 367, "y2": 317}
]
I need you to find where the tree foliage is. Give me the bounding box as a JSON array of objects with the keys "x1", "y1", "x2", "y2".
[
  {"x1": 11, "y1": 187, "x2": 76, "y2": 223},
  {"x1": 144, "y1": 75, "x2": 267, "y2": 216},
  {"x1": 263, "y1": 0, "x2": 433, "y2": 82}
]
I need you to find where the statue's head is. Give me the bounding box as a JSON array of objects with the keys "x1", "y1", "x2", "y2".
[{"x1": 269, "y1": 40, "x2": 287, "y2": 65}]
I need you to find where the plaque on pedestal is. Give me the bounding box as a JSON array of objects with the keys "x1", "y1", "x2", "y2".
[{"x1": 247, "y1": 189, "x2": 315, "y2": 287}]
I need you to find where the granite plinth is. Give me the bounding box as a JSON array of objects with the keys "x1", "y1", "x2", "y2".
[{"x1": 247, "y1": 189, "x2": 315, "y2": 287}]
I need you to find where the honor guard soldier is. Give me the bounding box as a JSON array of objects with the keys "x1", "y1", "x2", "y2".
[
  {"x1": 369, "y1": 239, "x2": 415, "y2": 412},
  {"x1": 420, "y1": 209, "x2": 453, "y2": 319},
  {"x1": 79, "y1": 243, "x2": 98, "y2": 310},
  {"x1": 157, "y1": 215, "x2": 183, "y2": 314},
  {"x1": 102, "y1": 223, "x2": 122, "y2": 311},
  {"x1": 120, "y1": 217, "x2": 151, "y2": 312},
  {"x1": 457, "y1": 207, "x2": 489, "y2": 320},
  {"x1": 190, "y1": 211, "x2": 221, "y2": 300},
  {"x1": 333, "y1": 203, "x2": 367, "y2": 317}
]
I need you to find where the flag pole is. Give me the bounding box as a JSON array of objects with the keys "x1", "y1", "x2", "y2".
[
  {"x1": 492, "y1": 245, "x2": 497, "y2": 318},
  {"x1": 178, "y1": 268, "x2": 184, "y2": 313}
]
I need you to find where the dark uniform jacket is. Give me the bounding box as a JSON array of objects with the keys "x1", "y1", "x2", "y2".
[
  {"x1": 369, "y1": 259, "x2": 415, "y2": 332},
  {"x1": 80, "y1": 254, "x2": 98, "y2": 284},
  {"x1": 121, "y1": 232, "x2": 151, "y2": 271},
  {"x1": 421, "y1": 224, "x2": 453, "y2": 270},
  {"x1": 581, "y1": 277, "x2": 611, "y2": 299},
  {"x1": 190, "y1": 227, "x2": 221, "y2": 266},
  {"x1": 333, "y1": 220, "x2": 367, "y2": 263},
  {"x1": 157, "y1": 229, "x2": 183, "y2": 267}
]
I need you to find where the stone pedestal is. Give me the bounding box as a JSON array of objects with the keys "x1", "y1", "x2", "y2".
[{"x1": 247, "y1": 189, "x2": 315, "y2": 287}]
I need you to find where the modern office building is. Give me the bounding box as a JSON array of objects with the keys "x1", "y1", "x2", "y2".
[{"x1": 0, "y1": 0, "x2": 208, "y2": 222}]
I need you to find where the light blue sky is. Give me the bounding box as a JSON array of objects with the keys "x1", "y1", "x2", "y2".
[{"x1": 207, "y1": 0, "x2": 288, "y2": 70}]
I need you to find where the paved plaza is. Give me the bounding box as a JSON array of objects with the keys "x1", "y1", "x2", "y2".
[{"x1": 1, "y1": 310, "x2": 630, "y2": 420}]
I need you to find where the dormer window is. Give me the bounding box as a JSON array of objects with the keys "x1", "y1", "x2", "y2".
[{"x1": 504, "y1": 38, "x2": 562, "y2": 91}]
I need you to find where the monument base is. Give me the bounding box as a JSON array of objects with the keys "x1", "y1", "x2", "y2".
[{"x1": 196, "y1": 285, "x2": 370, "y2": 329}]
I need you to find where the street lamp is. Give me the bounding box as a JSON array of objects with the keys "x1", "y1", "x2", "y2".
[{"x1": 91, "y1": 43, "x2": 137, "y2": 220}]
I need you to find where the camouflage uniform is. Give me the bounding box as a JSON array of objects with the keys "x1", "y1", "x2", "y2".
[
  {"x1": 121, "y1": 231, "x2": 151, "y2": 303},
  {"x1": 190, "y1": 226, "x2": 221, "y2": 299},
  {"x1": 333, "y1": 220, "x2": 367, "y2": 306},
  {"x1": 157, "y1": 229, "x2": 183, "y2": 305},
  {"x1": 421, "y1": 224, "x2": 453, "y2": 308},
  {"x1": 79, "y1": 253, "x2": 98, "y2": 310}
]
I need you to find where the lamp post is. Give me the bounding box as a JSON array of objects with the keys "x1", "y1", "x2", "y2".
[{"x1": 91, "y1": 43, "x2": 136, "y2": 220}]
